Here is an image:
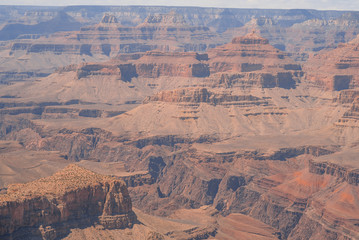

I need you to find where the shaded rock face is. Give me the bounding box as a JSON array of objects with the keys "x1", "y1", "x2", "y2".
[
  {"x1": 0, "y1": 164, "x2": 135, "y2": 239},
  {"x1": 134, "y1": 52, "x2": 210, "y2": 78},
  {"x1": 148, "y1": 156, "x2": 166, "y2": 182},
  {"x1": 76, "y1": 63, "x2": 138, "y2": 82}
]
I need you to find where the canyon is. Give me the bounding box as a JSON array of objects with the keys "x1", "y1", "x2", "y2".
[{"x1": 0, "y1": 5, "x2": 359, "y2": 240}]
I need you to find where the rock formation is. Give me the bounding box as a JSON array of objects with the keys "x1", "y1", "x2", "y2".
[
  {"x1": 144, "y1": 87, "x2": 268, "y2": 107},
  {"x1": 208, "y1": 32, "x2": 303, "y2": 89},
  {"x1": 0, "y1": 164, "x2": 136, "y2": 239},
  {"x1": 75, "y1": 51, "x2": 210, "y2": 80},
  {"x1": 305, "y1": 35, "x2": 359, "y2": 90}
]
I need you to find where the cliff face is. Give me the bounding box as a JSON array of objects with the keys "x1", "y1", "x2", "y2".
[
  {"x1": 335, "y1": 89, "x2": 359, "y2": 104},
  {"x1": 0, "y1": 164, "x2": 135, "y2": 239},
  {"x1": 144, "y1": 87, "x2": 268, "y2": 107},
  {"x1": 305, "y1": 35, "x2": 359, "y2": 90},
  {"x1": 134, "y1": 52, "x2": 210, "y2": 78},
  {"x1": 208, "y1": 33, "x2": 303, "y2": 89},
  {"x1": 336, "y1": 98, "x2": 359, "y2": 128},
  {"x1": 73, "y1": 51, "x2": 209, "y2": 82}
]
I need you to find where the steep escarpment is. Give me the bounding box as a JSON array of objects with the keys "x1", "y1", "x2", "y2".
[
  {"x1": 134, "y1": 52, "x2": 210, "y2": 78},
  {"x1": 335, "y1": 89, "x2": 359, "y2": 104},
  {"x1": 208, "y1": 32, "x2": 303, "y2": 89},
  {"x1": 336, "y1": 97, "x2": 359, "y2": 128},
  {"x1": 0, "y1": 164, "x2": 135, "y2": 239},
  {"x1": 333, "y1": 89, "x2": 359, "y2": 130},
  {"x1": 305, "y1": 35, "x2": 359, "y2": 90}
]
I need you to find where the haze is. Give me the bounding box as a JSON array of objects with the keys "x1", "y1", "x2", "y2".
[{"x1": 1, "y1": 0, "x2": 359, "y2": 11}]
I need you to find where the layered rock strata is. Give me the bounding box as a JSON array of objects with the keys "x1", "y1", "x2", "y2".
[
  {"x1": 75, "y1": 51, "x2": 210, "y2": 80},
  {"x1": 305, "y1": 35, "x2": 359, "y2": 90},
  {"x1": 0, "y1": 11, "x2": 220, "y2": 83},
  {"x1": 0, "y1": 164, "x2": 136, "y2": 239},
  {"x1": 56, "y1": 33, "x2": 303, "y2": 90},
  {"x1": 208, "y1": 32, "x2": 304, "y2": 89},
  {"x1": 144, "y1": 87, "x2": 268, "y2": 107}
]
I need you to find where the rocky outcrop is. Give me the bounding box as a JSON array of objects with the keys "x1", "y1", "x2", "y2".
[
  {"x1": 144, "y1": 87, "x2": 268, "y2": 107},
  {"x1": 336, "y1": 97, "x2": 359, "y2": 127},
  {"x1": 208, "y1": 33, "x2": 303, "y2": 89},
  {"x1": 0, "y1": 164, "x2": 136, "y2": 239},
  {"x1": 335, "y1": 89, "x2": 359, "y2": 104},
  {"x1": 305, "y1": 35, "x2": 359, "y2": 90},
  {"x1": 309, "y1": 160, "x2": 359, "y2": 185}
]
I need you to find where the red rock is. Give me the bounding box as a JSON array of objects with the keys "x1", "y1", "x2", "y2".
[
  {"x1": 208, "y1": 32, "x2": 303, "y2": 89},
  {"x1": 305, "y1": 35, "x2": 359, "y2": 90},
  {"x1": 0, "y1": 164, "x2": 135, "y2": 238}
]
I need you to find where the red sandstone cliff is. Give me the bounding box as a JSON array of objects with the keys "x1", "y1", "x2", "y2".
[{"x1": 0, "y1": 164, "x2": 135, "y2": 239}]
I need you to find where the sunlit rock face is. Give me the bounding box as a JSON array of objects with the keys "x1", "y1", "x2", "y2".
[{"x1": 0, "y1": 164, "x2": 135, "y2": 239}]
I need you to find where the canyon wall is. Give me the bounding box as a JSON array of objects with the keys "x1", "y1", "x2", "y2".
[{"x1": 0, "y1": 164, "x2": 136, "y2": 239}]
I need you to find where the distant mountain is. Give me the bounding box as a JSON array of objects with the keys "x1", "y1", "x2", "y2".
[{"x1": 0, "y1": 11, "x2": 82, "y2": 41}]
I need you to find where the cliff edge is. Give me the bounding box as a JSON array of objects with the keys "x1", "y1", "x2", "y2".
[{"x1": 0, "y1": 164, "x2": 136, "y2": 239}]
